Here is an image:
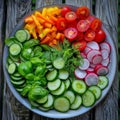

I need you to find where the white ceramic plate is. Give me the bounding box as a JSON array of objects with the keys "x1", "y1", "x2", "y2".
[{"x1": 3, "y1": 4, "x2": 117, "y2": 119}]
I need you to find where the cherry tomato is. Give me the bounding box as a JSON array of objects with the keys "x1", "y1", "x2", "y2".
[
  {"x1": 95, "y1": 29, "x2": 106, "y2": 43},
  {"x1": 86, "y1": 15, "x2": 95, "y2": 24},
  {"x1": 76, "y1": 32, "x2": 84, "y2": 41},
  {"x1": 73, "y1": 40, "x2": 87, "y2": 51},
  {"x1": 76, "y1": 6, "x2": 90, "y2": 19},
  {"x1": 90, "y1": 18, "x2": 102, "y2": 31},
  {"x1": 64, "y1": 27, "x2": 78, "y2": 42},
  {"x1": 61, "y1": 6, "x2": 71, "y2": 17},
  {"x1": 56, "y1": 18, "x2": 67, "y2": 31},
  {"x1": 67, "y1": 20, "x2": 77, "y2": 28},
  {"x1": 84, "y1": 29, "x2": 96, "y2": 41},
  {"x1": 65, "y1": 11, "x2": 77, "y2": 22},
  {"x1": 77, "y1": 20, "x2": 90, "y2": 32}
]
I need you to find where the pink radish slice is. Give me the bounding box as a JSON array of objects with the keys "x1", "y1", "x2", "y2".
[
  {"x1": 81, "y1": 52, "x2": 86, "y2": 58},
  {"x1": 87, "y1": 41, "x2": 100, "y2": 50},
  {"x1": 85, "y1": 73, "x2": 99, "y2": 86},
  {"x1": 79, "y1": 58, "x2": 90, "y2": 70},
  {"x1": 87, "y1": 49, "x2": 101, "y2": 62},
  {"x1": 92, "y1": 54, "x2": 103, "y2": 64},
  {"x1": 83, "y1": 46, "x2": 92, "y2": 55},
  {"x1": 101, "y1": 57, "x2": 110, "y2": 66},
  {"x1": 100, "y1": 42, "x2": 111, "y2": 53},
  {"x1": 90, "y1": 63, "x2": 96, "y2": 68},
  {"x1": 86, "y1": 67, "x2": 94, "y2": 74},
  {"x1": 101, "y1": 49, "x2": 110, "y2": 60},
  {"x1": 94, "y1": 64, "x2": 109, "y2": 75},
  {"x1": 74, "y1": 68, "x2": 87, "y2": 79}
]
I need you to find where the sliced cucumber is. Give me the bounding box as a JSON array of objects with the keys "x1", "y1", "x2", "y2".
[
  {"x1": 54, "y1": 96, "x2": 70, "y2": 112},
  {"x1": 53, "y1": 58, "x2": 65, "y2": 69},
  {"x1": 9, "y1": 54, "x2": 19, "y2": 62},
  {"x1": 5, "y1": 37, "x2": 16, "y2": 46},
  {"x1": 30, "y1": 101, "x2": 40, "y2": 108},
  {"x1": 11, "y1": 79, "x2": 25, "y2": 86},
  {"x1": 7, "y1": 57, "x2": 13, "y2": 64},
  {"x1": 72, "y1": 80, "x2": 87, "y2": 94},
  {"x1": 64, "y1": 79, "x2": 71, "y2": 90},
  {"x1": 51, "y1": 82, "x2": 65, "y2": 96},
  {"x1": 36, "y1": 95, "x2": 48, "y2": 104},
  {"x1": 9, "y1": 43, "x2": 21, "y2": 56},
  {"x1": 58, "y1": 69, "x2": 69, "y2": 80},
  {"x1": 39, "y1": 106, "x2": 50, "y2": 111},
  {"x1": 13, "y1": 73, "x2": 21, "y2": 77},
  {"x1": 46, "y1": 69, "x2": 57, "y2": 81},
  {"x1": 97, "y1": 76, "x2": 109, "y2": 90},
  {"x1": 8, "y1": 63, "x2": 16, "y2": 74},
  {"x1": 82, "y1": 90, "x2": 95, "y2": 107},
  {"x1": 24, "y1": 29, "x2": 31, "y2": 40},
  {"x1": 47, "y1": 79, "x2": 61, "y2": 91},
  {"x1": 71, "y1": 95, "x2": 82, "y2": 110},
  {"x1": 11, "y1": 75, "x2": 22, "y2": 81},
  {"x1": 64, "y1": 90, "x2": 75, "y2": 104},
  {"x1": 16, "y1": 87, "x2": 23, "y2": 93},
  {"x1": 88, "y1": 86, "x2": 102, "y2": 100}
]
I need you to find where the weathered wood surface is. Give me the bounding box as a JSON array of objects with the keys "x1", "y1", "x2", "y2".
[{"x1": 1, "y1": 0, "x2": 118, "y2": 120}]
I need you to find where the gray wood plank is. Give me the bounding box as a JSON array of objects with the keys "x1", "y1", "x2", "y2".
[
  {"x1": 95, "y1": 0, "x2": 118, "y2": 120},
  {"x1": 2, "y1": 0, "x2": 32, "y2": 120}
]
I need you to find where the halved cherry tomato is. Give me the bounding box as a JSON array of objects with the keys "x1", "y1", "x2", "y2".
[
  {"x1": 84, "y1": 29, "x2": 96, "y2": 41},
  {"x1": 73, "y1": 40, "x2": 87, "y2": 51},
  {"x1": 64, "y1": 27, "x2": 78, "y2": 42},
  {"x1": 56, "y1": 18, "x2": 67, "y2": 31},
  {"x1": 95, "y1": 29, "x2": 106, "y2": 43},
  {"x1": 77, "y1": 20, "x2": 90, "y2": 32},
  {"x1": 65, "y1": 11, "x2": 77, "y2": 22},
  {"x1": 90, "y1": 18, "x2": 102, "y2": 31},
  {"x1": 86, "y1": 15, "x2": 95, "y2": 24},
  {"x1": 76, "y1": 32, "x2": 84, "y2": 41},
  {"x1": 76, "y1": 6, "x2": 90, "y2": 19},
  {"x1": 61, "y1": 6, "x2": 71, "y2": 17}
]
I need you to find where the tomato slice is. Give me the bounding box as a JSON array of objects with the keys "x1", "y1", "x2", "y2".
[
  {"x1": 65, "y1": 11, "x2": 77, "y2": 22},
  {"x1": 64, "y1": 27, "x2": 78, "y2": 42},
  {"x1": 56, "y1": 18, "x2": 67, "y2": 31},
  {"x1": 86, "y1": 15, "x2": 95, "y2": 24},
  {"x1": 77, "y1": 20, "x2": 90, "y2": 32},
  {"x1": 95, "y1": 29, "x2": 106, "y2": 43},
  {"x1": 73, "y1": 40, "x2": 87, "y2": 51},
  {"x1": 90, "y1": 18, "x2": 102, "y2": 31},
  {"x1": 76, "y1": 6, "x2": 90, "y2": 19},
  {"x1": 61, "y1": 6, "x2": 71, "y2": 17},
  {"x1": 76, "y1": 32, "x2": 84, "y2": 41},
  {"x1": 84, "y1": 29, "x2": 96, "y2": 41}
]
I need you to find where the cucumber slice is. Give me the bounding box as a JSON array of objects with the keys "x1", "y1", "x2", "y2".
[
  {"x1": 51, "y1": 82, "x2": 65, "y2": 96},
  {"x1": 36, "y1": 95, "x2": 48, "y2": 104},
  {"x1": 16, "y1": 87, "x2": 23, "y2": 93},
  {"x1": 9, "y1": 54, "x2": 19, "y2": 62},
  {"x1": 47, "y1": 79, "x2": 61, "y2": 91},
  {"x1": 82, "y1": 90, "x2": 95, "y2": 107},
  {"x1": 30, "y1": 101, "x2": 40, "y2": 108},
  {"x1": 72, "y1": 80, "x2": 87, "y2": 94},
  {"x1": 7, "y1": 57, "x2": 13, "y2": 64},
  {"x1": 46, "y1": 69, "x2": 57, "y2": 81},
  {"x1": 8, "y1": 63, "x2": 16, "y2": 74},
  {"x1": 24, "y1": 29, "x2": 31, "y2": 40},
  {"x1": 39, "y1": 106, "x2": 50, "y2": 111},
  {"x1": 71, "y1": 95, "x2": 82, "y2": 110},
  {"x1": 53, "y1": 58, "x2": 65, "y2": 69},
  {"x1": 54, "y1": 96, "x2": 70, "y2": 112},
  {"x1": 64, "y1": 79, "x2": 71, "y2": 90},
  {"x1": 88, "y1": 86, "x2": 102, "y2": 100},
  {"x1": 11, "y1": 79, "x2": 25, "y2": 86},
  {"x1": 9, "y1": 43, "x2": 21, "y2": 56},
  {"x1": 13, "y1": 73, "x2": 21, "y2": 77},
  {"x1": 11, "y1": 75, "x2": 22, "y2": 81},
  {"x1": 97, "y1": 76, "x2": 109, "y2": 90},
  {"x1": 5, "y1": 37, "x2": 16, "y2": 46},
  {"x1": 58, "y1": 69, "x2": 69, "y2": 80},
  {"x1": 64, "y1": 90, "x2": 75, "y2": 104},
  {"x1": 15, "y1": 30, "x2": 27, "y2": 42}
]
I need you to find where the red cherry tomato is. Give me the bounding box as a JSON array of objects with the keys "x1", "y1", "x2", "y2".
[
  {"x1": 90, "y1": 18, "x2": 102, "y2": 31},
  {"x1": 56, "y1": 18, "x2": 67, "y2": 31},
  {"x1": 84, "y1": 29, "x2": 96, "y2": 41},
  {"x1": 95, "y1": 29, "x2": 106, "y2": 43},
  {"x1": 65, "y1": 11, "x2": 77, "y2": 22},
  {"x1": 76, "y1": 6, "x2": 90, "y2": 19},
  {"x1": 61, "y1": 6, "x2": 71, "y2": 17},
  {"x1": 76, "y1": 32, "x2": 84, "y2": 41},
  {"x1": 67, "y1": 20, "x2": 77, "y2": 28},
  {"x1": 86, "y1": 15, "x2": 95, "y2": 24},
  {"x1": 64, "y1": 27, "x2": 78, "y2": 42},
  {"x1": 77, "y1": 20, "x2": 90, "y2": 32},
  {"x1": 73, "y1": 40, "x2": 87, "y2": 51}
]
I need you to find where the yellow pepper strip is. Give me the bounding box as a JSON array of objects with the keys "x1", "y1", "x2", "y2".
[
  {"x1": 39, "y1": 28, "x2": 51, "y2": 39},
  {"x1": 32, "y1": 15, "x2": 41, "y2": 26},
  {"x1": 42, "y1": 8, "x2": 47, "y2": 17},
  {"x1": 44, "y1": 23, "x2": 52, "y2": 28},
  {"x1": 24, "y1": 16, "x2": 33, "y2": 23},
  {"x1": 40, "y1": 36, "x2": 51, "y2": 44}
]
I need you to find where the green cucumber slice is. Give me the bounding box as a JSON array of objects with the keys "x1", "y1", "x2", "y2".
[
  {"x1": 36, "y1": 95, "x2": 48, "y2": 104},
  {"x1": 8, "y1": 63, "x2": 16, "y2": 74},
  {"x1": 53, "y1": 58, "x2": 65, "y2": 69},
  {"x1": 58, "y1": 69, "x2": 69, "y2": 80},
  {"x1": 46, "y1": 69, "x2": 57, "y2": 81},
  {"x1": 64, "y1": 79, "x2": 71, "y2": 90}
]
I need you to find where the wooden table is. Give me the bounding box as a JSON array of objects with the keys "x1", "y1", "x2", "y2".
[{"x1": 0, "y1": 0, "x2": 118, "y2": 120}]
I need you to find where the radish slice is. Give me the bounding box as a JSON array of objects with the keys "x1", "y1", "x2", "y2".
[
  {"x1": 101, "y1": 57, "x2": 110, "y2": 66},
  {"x1": 81, "y1": 52, "x2": 86, "y2": 58},
  {"x1": 101, "y1": 49, "x2": 110, "y2": 60},
  {"x1": 87, "y1": 50, "x2": 101, "y2": 62},
  {"x1": 92, "y1": 54, "x2": 103, "y2": 64},
  {"x1": 90, "y1": 63, "x2": 96, "y2": 68},
  {"x1": 100, "y1": 42, "x2": 111, "y2": 53},
  {"x1": 74, "y1": 68, "x2": 87, "y2": 79},
  {"x1": 86, "y1": 67, "x2": 94, "y2": 74},
  {"x1": 84, "y1": 46, "x2": 92, "y2": 55},
  {"x1": 94, "y1": 64, "x2": 109, "y2": 75},
  {"x1": 85, "y1": 73, "x2": 99, "y2": 86},
  {"x1": 87, "y1": 41, "x2": 100, "y2": 50},
  {"x1": 79, "y1": 58, "x2": 90, "y2": 70}
]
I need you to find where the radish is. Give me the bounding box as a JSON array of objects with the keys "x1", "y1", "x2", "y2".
[
  {"x1": 101, "y1": 57, "x2": 110, "y2": 66},
  {"x1": 80, "y1": 52, "x2": 86, "y2": 58},
  {"x1": 100, "y1": 42, "x2": 111, "y2": 53},
  {"x1": 90, "y1": 63, "x2": 96, "y2": 68},
  {"x1": 94, "y1": 64, "x2": 109, "y2": 75},
  {"x1": 74, "y1": 68, "x2": 87, "y2": 79},
  {"x1": 83, "y1": 46, "x2": 92, "y2": 55},
  {"x1": 87, "y1": 41, "x2": 100, "y2": 50},
  {"x1": 85, "y1": 73, "x2": 99, "y2": 86},
  {"x1": 86, "y1": 67, "x2": 94, "y2": 74},
  {"x1": 92, "y1": 54, "x2": 103, "y2": 64},
  {"x1": 79, "y1": 58, "x2": 90, "y2": 70},
  {"x1": 101, "y1": 49, "x2": 110, "y2": 60}
]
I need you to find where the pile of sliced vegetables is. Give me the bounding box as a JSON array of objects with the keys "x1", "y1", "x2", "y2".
[{"x1": 5, "y1": 5, "x2": 111, "y2": 112}]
